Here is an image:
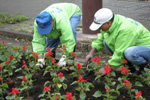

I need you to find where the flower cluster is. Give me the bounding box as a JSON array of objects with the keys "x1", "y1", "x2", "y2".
[
  {"x1": 124, "y1": 80, "x2": 131, "y2": 89},
  {"x1": 104, "y1": 64, "x2": 113, "y2": 74},
  {"x1": 91, "y1": 56, "x2": 100, "y2": 66},
  {"x1": 76, "y1": 75, "x2": 87, "y2": 83},
  {"x1": 119, "y1": 66, "x2": 130, "y2": 75}
]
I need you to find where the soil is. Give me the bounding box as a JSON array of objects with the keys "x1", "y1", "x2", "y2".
[{"x1": 4, "y1": 65, "x2": 150, "y2": 100}]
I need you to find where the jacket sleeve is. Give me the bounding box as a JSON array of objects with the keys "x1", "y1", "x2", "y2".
[
  {"x1": 32, "y1": 21, "x2": 46, "y2": 56},
  {"x1": 91, "y1": 32, "x2": 105, "y2": 51},
  {"x1": 108, "y1": 28, "x2": 138, "y2": 68},
  {"x1": 58, "y1": 19, "x2": 76, "y2": 53}
]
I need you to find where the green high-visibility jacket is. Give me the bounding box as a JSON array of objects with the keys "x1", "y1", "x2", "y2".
[
  {"x1": 92, "y1": 14, "x2": 150, "y2": 68},
  {"x1": 32, "y1": 3, "x2": 81, "y2": 55}
]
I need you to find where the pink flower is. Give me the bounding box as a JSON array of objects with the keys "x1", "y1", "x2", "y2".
[
  {"x1": 76, "y1": 63, "x2": 82, "y2": 70},
  {"x1": 9, "y1": 88, "x2": 19, "y2": 96},
  {"x1": 58, "y1": 72, "x2": 63, "y2": 78},
  {"x1": 43, "y1": 86, "x2": 50, "y2": 91},
  {"x1": 63, "y1": 92, "x2": 74, "y2": 100}
]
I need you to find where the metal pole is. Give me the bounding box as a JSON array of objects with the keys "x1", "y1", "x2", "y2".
[{"x1": 82, "y1": 0, "x2": 102, "y2": 34}]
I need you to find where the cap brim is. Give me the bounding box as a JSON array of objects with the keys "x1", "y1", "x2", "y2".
[
  {"x1": 89, "y1": 22, "x2": 102, "y2": 31},
  {"x1": 37, "y1": 23, "x2": 52, "y2": 35}
]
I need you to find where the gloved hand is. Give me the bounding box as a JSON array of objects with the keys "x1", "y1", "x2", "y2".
[
  {"x1": 85, "y1": 53, "x2": 94, "y2": 66},
  {"x1": 58, "y1": 55, "x2": 67, "y2": 67},
  {"x1": 36, "y1": 58, "x2": 45, "y2": 68}
]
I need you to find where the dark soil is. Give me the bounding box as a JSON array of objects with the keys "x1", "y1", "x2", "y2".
[{"x1": 6, "y1": 66, "x2": 150, "y2": 100}]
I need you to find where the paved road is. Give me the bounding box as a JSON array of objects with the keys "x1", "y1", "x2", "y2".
[{"x1": 0, "y1": 0, "x2": 150, "y2": 29}]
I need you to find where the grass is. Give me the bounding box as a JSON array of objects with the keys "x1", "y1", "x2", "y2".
[{"x1": 0, "y1": 13, "x2": 29, "y2": 25}]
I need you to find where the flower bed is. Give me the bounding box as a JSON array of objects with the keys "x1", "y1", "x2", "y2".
[{"x1": 0, "y1": 41, "x2": 150, "y2": 100}]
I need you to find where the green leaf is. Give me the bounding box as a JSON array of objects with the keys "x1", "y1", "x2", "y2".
[
  {"x1": 15, "y1": 68, "x2": 22, "y2": 72},
  {"x1": 116, "y1": 84, "x2": 123, "y2": 90},
  {"x1": 114, "y1": 90, "x2": 120, "y2": 95},
  {"x1": 135, "y1": 81, "x2": 143, "y2": 87},
  {"x1": 6, "y1": 95, "x2": 15, "y2": 99},
  {"x1": 44, "y1": 81, "x2": 50, "y2": 86},
  {"x1": 93, "y1": 90, "x2": 102, "y2": 98},
  {"x1": 111, "y1": 71, "x2": 116, "y2": 77},
  {"x1": 79, "y1": 93, "x2": 86, "y2": 100},
  {"x1": 2, "y1": 83, "x2": 8, "y2": 88},
  {"x1": 63, "y1": 83, "x2": 67, "y2": 90},
  {"x1": 57, "y1": 83, "x2": 62, "y2": 88}
]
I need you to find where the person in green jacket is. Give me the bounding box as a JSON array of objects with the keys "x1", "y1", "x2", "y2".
[
  {"x1": 86, "y1": 8, "x2": 150, "y2": 74},
  {"x1": 32, "y1": 3, "x2": 81, "y2": 68}
]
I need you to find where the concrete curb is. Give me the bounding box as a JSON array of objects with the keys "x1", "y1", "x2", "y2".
[{"x1": 0, "y1": 28, "x2": 33, "y2": 41}]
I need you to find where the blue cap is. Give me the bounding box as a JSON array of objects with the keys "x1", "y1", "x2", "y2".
[{"x1": 36, "y1": 11, "x2": 52, "y2": 35}]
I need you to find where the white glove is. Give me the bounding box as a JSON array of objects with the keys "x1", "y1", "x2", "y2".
[
  {"x1": 36, "y1": 58, "x2": 45, "y2": 68},
  {"x1": 58, "y1": 55, "x2": 66, "y2": 67}
]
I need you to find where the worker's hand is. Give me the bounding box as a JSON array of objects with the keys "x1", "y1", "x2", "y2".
[
  {"x1": 36, "y1": 58, "x2": 45, "y2": 68},
  {"x1": 58, "y1": 55, "x2": 67, "y2": 67},
  {"x1": 85, "y1": 53, "x2": 94, "y2": 66}
]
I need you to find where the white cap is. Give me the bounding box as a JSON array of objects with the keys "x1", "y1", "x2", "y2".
[{"x1": 89, "y1": 8, "x2": 113, "y2": 31}]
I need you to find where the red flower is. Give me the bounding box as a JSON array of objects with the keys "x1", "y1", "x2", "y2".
[
  {"x1": 76, "y1": 75, "x2": 87, "y2": 83},
  {"x1": 0, "y1": 77, "x2": 1, "y2": 80},
  {"x1": 9, "y1": 55, "x2": 13, "y2": 60},
  {"x1": 32, "y1": 52, "x2": 40, "y2": 58},
  {"x1": 106, "y1": 87, "x2": 109, "y2": 92},
  {"x1": 22, "y1": 60, "x2": 27, "y2": 68},
  {"x1": 2, "y1": 41, "x2": 6, "y2": 45},
  {"x1": 9, "y1": 88, "x2": 19, "y2": 96},
  {"x1": 76, "y1": 63, "x2": 82, "y2": 70},
  {"x1": 22, "y1": 76, "x2": 27, "y2": 81},
  {"x1": 148, "y1": 69, "x2": 150, "y2": 71},
  {"x1": 23, "y1": 45, "x2": 27, "y2": 51},
  {"x1": 45, "y1": 48, "x2": 53, "y2": 59},
  {"x1": 43, "y1": 86, "x2": 50, "y2": 91},
  {"x1": 136, "y1": 91, "x2": 142, "y2": 98},
  {"x1": 119, "y1": 66, "x2": 130, "y2": 75},
  {"x1": 58, "y1": 72, "x2": 63, "y2": 78},
  {"x1": 124, "y1": 80, "x2": 131, "y2": 89},
  {"x1": 51, "y1": 59, "x2": 56, "y2": 63},
  {"x1": 91, "y1": 56, "x2": 101, "y2": 66},
  {"x1": 63, "y1": 92, "x2": 74, "y2": 100},
  {"x1": 104, "y1": 64, "x2": 113, "y2": 74},
  {"x1": 123, "y1": 59, "x2": 128, "y2": 64},
  {"x1": 62, "y1": 44, "x2": 66, "y2": 50},
  {"x1": 6, "y1": 60, "x2": 10, "y2": 64},
  {"x1": 71, "y1": 51, "x2": 77, "y2": 57},
  {"x1": 13, "y1": 48, "x2": 19, "y2": 51},
  {"x1": 55, "y1": 97, "x2": 59, "y2": 100},
  {"x1": 0, "y1": 65, "x2": 3, "y2": 70}
]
